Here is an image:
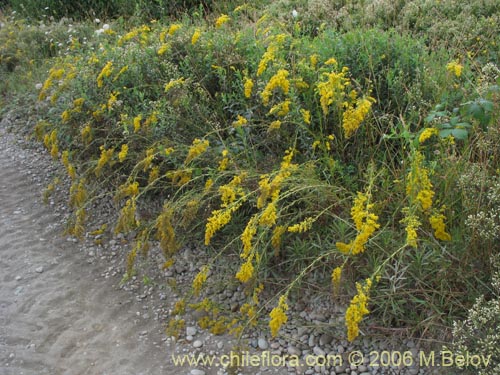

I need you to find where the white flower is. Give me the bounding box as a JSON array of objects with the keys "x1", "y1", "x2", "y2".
[
  {"x1": 94, "y1": 18, "x2": 101, "y2": 24},
  {"x1": 102, "y1": 23, "x2": 110, "y2": 30},
  {"x1": 292, "y1": 9, "x2": 298, "y2": 18},
  {"x1": 35, "y1": 83, "x2": 43, "y2": 90}
]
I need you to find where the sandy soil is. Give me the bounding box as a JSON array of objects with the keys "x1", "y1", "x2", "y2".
[{"x1": 0, "y1": 128, "x2": 172, "y2": 374}]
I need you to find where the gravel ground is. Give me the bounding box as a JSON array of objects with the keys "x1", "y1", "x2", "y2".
[{"x1": 0, "y1": 114, "x2": 455, "y2": 375}]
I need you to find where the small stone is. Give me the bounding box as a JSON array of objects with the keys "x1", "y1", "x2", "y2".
[
  {"x1": 193, "y1": 340, "x2": 203, "y2": 348},
  {"x1": 217, "y1": 341, "x2": 224, "y2": 350},
  {"x1": 109, "y1": 239, "x2": 117, "y2": 246},
  {"x1": 186, "y1": 335, "x2": 193, "y2": 342},
  {"x1": 258, "y1": 337, "x2": 269, "y2": 350},
  {"x1": 337, "y1": 345, "x2": 345, "y2": 354},
  {"x1": 190, "y1": 370, "x2": 205, "y2": 375},
  {"x1": 186, "y1": 326, "x2": 197, "y2": 336},
  {"x1": 9, "y1": 353, "x2": 15, "y2": 359},
  {"x1": 35, "y1": 266, "x2": 44, "y2": 273},
  {"x1": 287, "y1": 346, "x2": 301, "y2": 356},
  {"x1": 313, "y1": 346, "x2": 325, "y2": 356},
  {"x1": 319, "y1": 333, "x2": 332, "y2": 346},
  {"x1": 15, "y1": 276, "x2": 22, "y2": 281},
  {"x1": 358, "y1": 365, "x2": 368, "y2": 372}
]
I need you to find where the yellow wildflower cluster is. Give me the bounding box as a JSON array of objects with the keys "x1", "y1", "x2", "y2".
[
  {"x1": 191, "y1": 29, "x2": 201, "y2": 45},
  {"x1": 269, "y1": 120, "x2": 281, "y2": 130},
  {"x1": 168, "y1": 24, "x2": 182, "y2": 36},
  {"x1": 164, "y1": 77, "x2": 185, "y2": 92},
  {"x1": 118, "y1": 25, "x2": 150, "y2": 46},
  {"x1": 38, "y1": 66, "x2": 65, "y2": 100},
  {"x1": 185, "y1": 138, "x2": 209, "y2": 164},
  {"x1": 69, "y1": 179, "x2": 87, "y2": 208},
  {"x1": 429, "y1": 212, "x2": 452, "y2": 241},
  {"x1": 336, "y1": 192, "x2": 380, "y2": 255},
  {"x1": 157, "y1": 43, "x2": 170, "y2": 56},
  {"x1": 97, "y1": 61, "x2": 113, "y2": 88},
  {"x1": 400, "y1": 208, "x2": 421, "y2": 248},
  {"x1": 115, "y1": 181, "x2": 139, "y2": 201},
  {"x1": 259, "y1": 202, "x2": 278, "y2": 227},
  {"x1": 331, "y1": 266, "x2": 343, "y2": 294},
  {"x1": 268, "y1": 100, "x2": 291, "y2": 117},
  {"x1": 342, "y1": 96, "x2": 374, "y2": 139},
  {"x1": 236, "y1": 256, "x2": 255, "y2": 283},
  {"x1": 232, "y1": 115, "x2": 247, "y2": 127},
  {"x1": 269, "y1": 295, "x2": 288, "y2": 337},
  {"x1": 261, "y1": 69, "x2": 290, "y2": 105},
  {"x1": 115, "y1": 199, "x2": 139, "y2": 234},
  {"x1": 419, "y1": 127, "x2": 439, "y2": 144},
  {"x1": 95, "y1": 146, "x2": 114, "y2": 176},
  {"x1": 215, "y1": 14, "x2": 230, "y2": 28},
  {"x1": 288, "y1": 217, "x2": 316, "y2": 233},
  {"x1": 257, "y1": 43, "x2": 278, "y2": 76},
  {"x1": 244, "y1": 77, "x2": 254, "y2": 98},
  {"x1": 192, "y1": 266, "x2": 209, "y2": 296},
  {"x1": 345, "y1": 278, "x2": 372, "y2": 342},
  {"x1": 446, "y1": 60, "x2": 463, "y2": 78},
  {"x1": 43, "y1": 130, "x2": 59, "y2": 160},
  {"x1": 118, "y1": 144, "x2": 128, "y2": 162},
  {"x1": 81, "y1": 123, "x2": 92, "y2": 144},
  {"x1": 113, "y1": 65, "x2": 128, "y2": 82},
  {"x1": 107, "y1": 91, "x2": 119, "y2": 110},
  {"x1": 317, "y1": 68, "x2": 350, "y2": 115},
  {"x1": 300, "y1": 109, "x2": 311, "y2": 124},
  {"x1": 156, "y1": 204, "x2": 179, "y2": 257},
  {"x1": 271, "y1": 225, "x2": 286, "y2": 255},
  {"x1": 218, "y1": 149, "x2": 230, "y2": 171},
  {"x1": 169, "y1": 169, "x2": 192, "y2": 186},
  {"x1": 406, "y1": 152, "x2": 434, "y2": 211},
  {"x1": 205, "y1": 204, "x2": 241, "y2": 246}
]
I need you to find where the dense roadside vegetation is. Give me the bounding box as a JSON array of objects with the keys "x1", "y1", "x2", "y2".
[{"x1": 1, "y1": 0, "x2": 499, "y2": 372}]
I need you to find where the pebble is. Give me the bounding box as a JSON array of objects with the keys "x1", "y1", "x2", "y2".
[
  {"x1": 193, "y1": 340, "x2": 203, "y2": 348},
  {"x1": 186, "y1": 326, "x2": 197, "y2": 336},
  {"x1": 35, "y1": 266, "x2": 44, "y2": 273},
  {"x1": 287, "y1": 346, "x2": 301, "y2": 356},
  {"x1": 15, "y1": 275, "x2": 22, "y2": 281},
  {"x1": 313, "y1": 346, "x2": 325, "y2": 356},
  {"x1": 190, "y1": 370, "x2": 205, "y2": 375},
  {"x1": 258, "y1": 337, "x2": 269, "y2": 350},
  {"x1": 217, "y1": 341, "x2": 224, "y2": 350}
]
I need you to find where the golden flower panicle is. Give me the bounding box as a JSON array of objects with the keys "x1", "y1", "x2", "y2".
[
  {"x1": 446, "y1": 60, "x2": 463, "y2": 78},
  {"x1": 204, "y1": 178, "x2": 214, "y2": 193},
  {"x1": 118, "y1": 144, "x2": 128, "y2": 162},
  {"x1": 218, "y1": 149, "x2": 230, "y2": 171},
  {"x1": 133, "y1": 114, "x2": 142, "y2": 133},
  {"x1": 192, "y1": 265, "x2": 209, "y2": 296},
  {"x1": 156, "y1": 204, "x2": 179, "y2": 257},
  {"x1": 342, "y1": 96, "x2": 374, "y2": 139},
  {"x1": 257, "y1": 175, "x2": 271, "y2": 209},
  {"x1": 67, "y1": 164, "x2": 77, "y2": 180},
  {"x1": 300, "y1": 109, "x2": 311, "y2": 124},
  {"x1": 205, "y1": 207, "x2": 234, "y2": 245},
  {"x1": 215, "y1": 14, "x2": 230, "y2": 28},
  {"x1": 345, "y1": 278, "x2": 372, "y2": 342},
  {"x1": 259, "y1": 202, "x2": 278, "y2": 227},
  {"x1": 232, "y1": 115, "x2": 248, "y2": 127},
  {"x1": 168, "y1": 23, "x2": 182, "y2": 36},
  {"x1": 325, "y1": 57, "x2": 337, "y2": 66},
  {"x1": 406, "y1": 152, "x2": 434, "y2": 211},
  {"x1": 157, "y1": 43, "x2": 170, "y2": 56},
  {"x1": 113, "y1": 65, "x2": 128, "y2": 82},
  {"x1": 115, "y1": 198, "x2": 139, "y2": 234},
  {"x1": 61, "y1": 110, "x2": 71, "y2": 123},
  {"x1": 95, "y1": 146, "x2": 114, "y2": 176},
  {"x1": 185, "y1": 138, "x2": 209, "y2": 164},
  {"x1": 97, "y1": 61, "x2": 113, "y2": 88},
  {"x1": 419, "y1": 127, "x2": 439, "y2": 144},
  {"x1": 269, "y1": 295, "x2": 288, "y2": 337},
  {"x1": 191, "y1": 29, "x2": 201, "y2": 45},
  {"x1": 429, "y1": 212, "x2": 452, "y2": 241},
  {"x1": 271, "y1": 225, "x2": 286, "y2": 256},
  {"x1": 236, "y1": 257, "x2": 255, "y2": 283},
  {"x1": 269, "y1": 100, "x2": 291, "y2": 117},
  {"x1": 148, "y1": 166, "x2": 160, "y2": 184},
  {"x1": 244, "y1": 77, "x2": 254, "y2": 98},
  {"x1": 257, "y1": 43, "x2": 277, "y2": 76},
  {"x1": 331, "y1": 266, "x2": 343, "y2": 294},
  {"x1": 241, "y1": 215, "x2": 258, "y2": 258},
  {"x1": 336, "y1": 192, "x2": 380, "y2": 255},
  {"x1": 107, "y1": 91, "x2": 119, "y2": 110},
  {"x1": 240, "y1": 303, "x2": 257, "y2": 327},
  {"x1": 181, "y1": 199, "x2": 200, "y2": 228},
  {"x1": 80, "y1": 123, "x2": 92, "y2": 143},
  {"x1": 261, "y1": 69, "x2": 290, "y2": 106},
  {"x1": 61, "y1": 150, "x2": 70, "y2": 168},
  {"x1": 310, "y1": 54, "x2": 319, "y2": 69},
  {"x1": 287, "y1": 217, "x2": 315, "y2": 233},
  {"x1": 400, "y1": 208, "x2": 421, "y2": 248},
  {"x1": 316, "y1": 68, "x2": 350, "y2": 115},
  {"x1": 69, "y1": 179, "x2": 87, "y2": 208},
  {"x1": 164, "y1": 77, "x2": 185, "y2": 93},
  {"x1": 268, "y1": 120, "x2": 281, "y2": 131}
]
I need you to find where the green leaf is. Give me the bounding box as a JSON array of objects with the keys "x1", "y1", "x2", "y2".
[{"x1": 451, "y1": 128, "x2": 468, "y2": 140}]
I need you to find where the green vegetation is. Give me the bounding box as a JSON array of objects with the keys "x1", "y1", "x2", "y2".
[{"x1": 1, "y1": 0, "x2": 499, "y2": 363}]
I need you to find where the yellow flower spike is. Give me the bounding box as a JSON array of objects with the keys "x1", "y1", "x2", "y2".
[
  {"x1": 429, "y1": 212, "x2": 452, "y2": 241},
  {"x1": 191, "y1": 29, "x2": 201, "y2": 45},
  {"x1": 236, "y1": 257, "x2": 254, "y2": 283},
  {"x1": 193, "y1": 266, "x2": 209, "y2": 296},
  {"x1": 418, "y1": 128, "x2": 439, "y2": 144},
  {"x1": 316, "y1": 68, "x2": 351, "y2": 115},
  {"x1": 168, "y1": 24, "x2": 182, "y2": 36},
  {"x1": 268, "y1": 120, "x2": 281, "y2": 130},
  {"x1": 271, "y1": 225, "x2": 286, "y2": 256},
  {"x1": 118, "y1": 144, "x2": 128, "y2": 162},
  {"x1": 97, "y1": 61, "x2": 113, "y2": 88},
  {"x1": 331, "y1": 266, "x2": 342, "y2": 294},
  {"x1": 259, "y1": 202, "x2": 278, "y2": 227},
  {"x1": 215, "y1": 14, "x2": 230, "y2": 28},
  {"x1": 446, "y1": 60, "x2": 463, "y2": 78},
  {"x1": 232, "y1": 115, "x2": 247, "y2": 127},
  {"x1": 342, "y1": 96, "x2": 374, "y2": 139},
  {"x1": 241, "y1": 215, "x2": 258, "y2": 258},
  {"x1": 133, "y1": 114, "x2": 142, "y2": 133},
  {"x1": 287, "y1": 217, "x2": 315, "y2": 233},
  {"x1": 269, "y1": 295, "x2": 288, "y2": 337},
  {"x1": 261, "y1": 69, "x2": 290, "y2": 105},
  {"x1": 157, "y1": 43, "x2": 169, "y2": 56},
  {"x1": 244, "y1": 77, "x2": 254, "y2": 98},
  {"x1": 300, "y1": 109, "x2": 311, "y2": 124},
  {"x1": 345, "y1": 278, "x2": 372, "y2": 342},
  {"x1": 185, "y1": 138, "x2": 209, "y2": 164}
]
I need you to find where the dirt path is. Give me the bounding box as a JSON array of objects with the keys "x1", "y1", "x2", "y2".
[{"x1": 0, "y1": 128, "x2": 171, "y2": 374}]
